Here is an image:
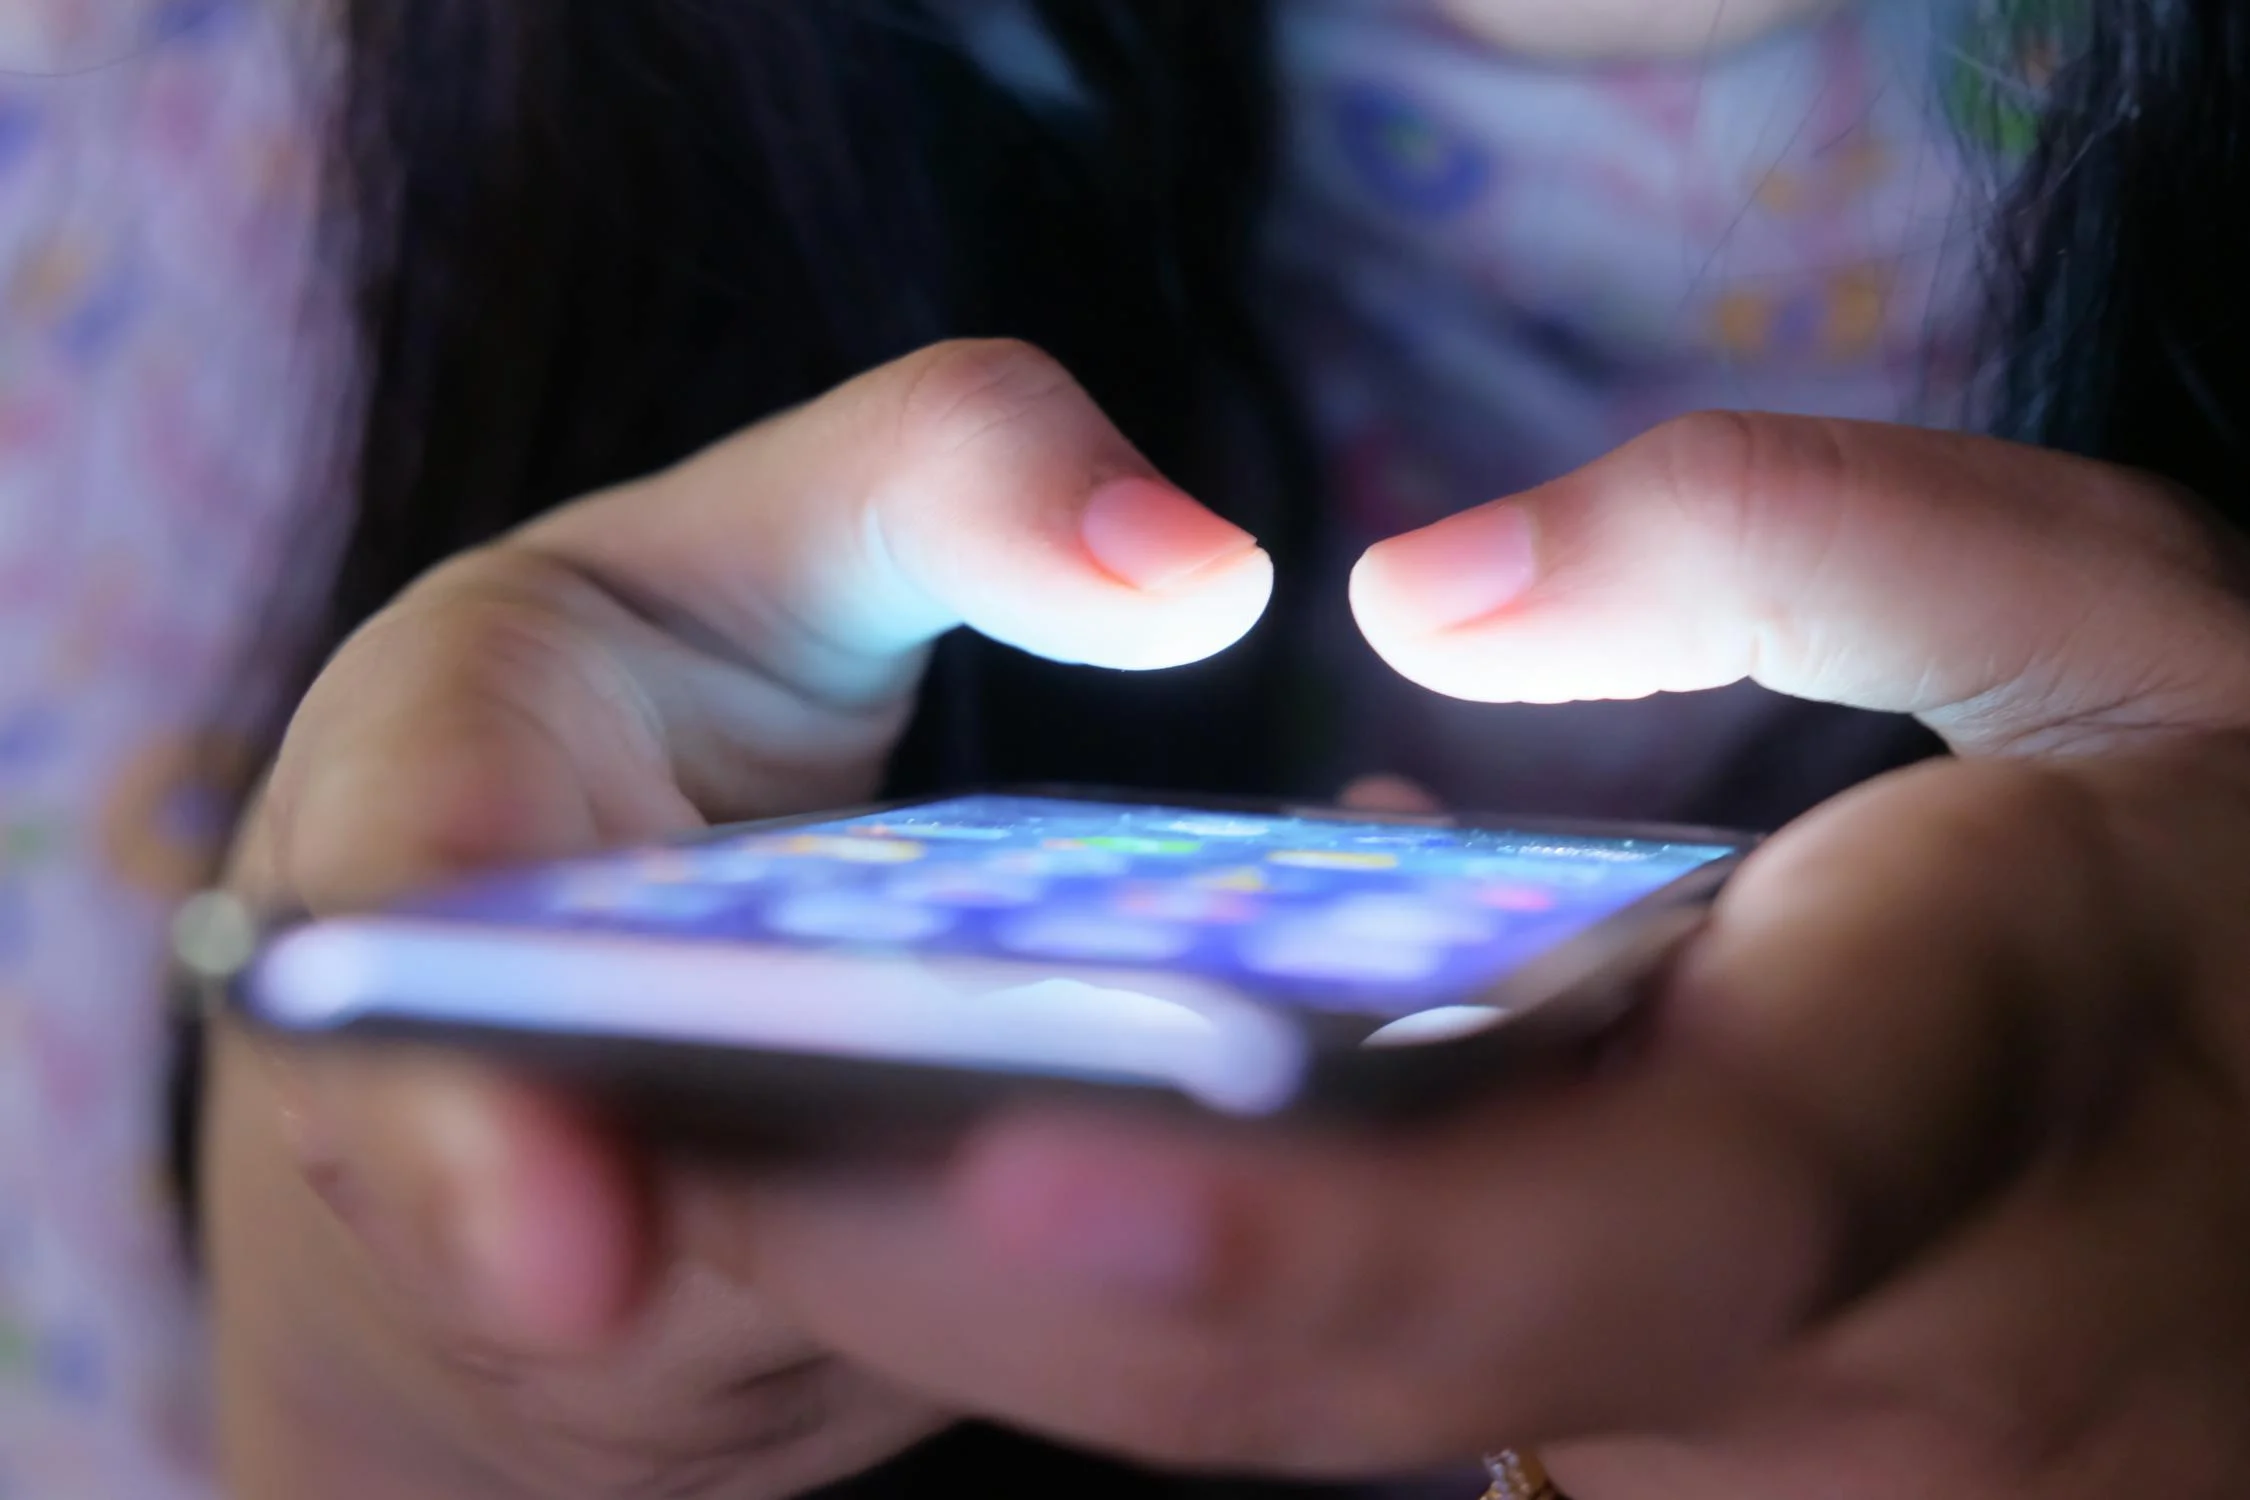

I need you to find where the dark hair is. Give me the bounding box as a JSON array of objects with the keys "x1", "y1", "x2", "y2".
[
  {"x1": 302, "y1": 0, "x2": 2250, "y2": 802},
  {"x1": 1986, "y1": 0, "x2": 2250, "y2": 506},
  {"x1": 312, "y1": 0, "x2": 1322, "y2": 800}
]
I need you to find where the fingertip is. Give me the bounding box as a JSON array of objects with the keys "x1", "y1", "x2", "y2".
[
  {"x1": 1350, "y1": 504, "x2": 1540, "y2": 646},
  {"x1": 1073, "y1": 479, "x2": 1275, "y2": 671},
  {"x1": 318, "y1": 1060, "x2": 651, "y2": 1356},
  {"x1": 1337, "y1": 774, "x2": 1443, "y2": 814},
  {"x1": 1345, "y1": 558, "x2": 1495, "y2": 704},
  {"x1": 1103, "y1": 543, "x2": 1275, "y2": 671},
  {"x1": 443, "y1": 1077, "x2": 652, "y2": 1354},
  {"x1": 1080, "y1": 478, "x2": 1259, "y2": 594}
]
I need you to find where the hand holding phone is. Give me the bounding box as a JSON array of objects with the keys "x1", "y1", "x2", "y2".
[{"x1": 197, "y1": 340, "x2": 1296, "y2": 1499}]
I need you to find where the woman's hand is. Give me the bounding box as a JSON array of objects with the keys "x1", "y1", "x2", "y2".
[
  {"x1": 206, "y1": 339, "x2": 1274, "y2": 1500},
  {"x1": 696, "y1": 415, "x2": 2250, "y2": 1498}
]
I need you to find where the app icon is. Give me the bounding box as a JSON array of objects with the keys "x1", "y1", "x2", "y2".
[
  {"x1": 1193, "y1": 865, "x2": 1269, "y2": 893},
  {"x1": 1269, "y1": 850, "x2": 1399, "y2": 872},
  {"x1": 1075, "y1": 836, "x2": 1202, "y2": 856},
  {"x1": 886, "y1": 867, "x2": 1045, "y2": 907},
  {"x1": 1240, "y1": 923, "x2": 1440, "y2": 983},
  {"x1": 1326, "y1": 895, "x2": 1494, "y2": 946},
  {"x1": 997, "y1": 910, "x2": 1196, "y2": 963},
  {"x1": 1472, "y1": 882, "x2": 1556, "y2": 913},
  {"x1": 1115, "y1": 884, "x2": 1259, "y2": 924},
  {"x1": 775, "y1": 835, "x2": 926, "y2": 864},
  {"x1": 763, "y1": 891, "x2": 951, "y2": 944}
]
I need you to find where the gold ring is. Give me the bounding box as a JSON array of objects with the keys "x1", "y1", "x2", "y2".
[{"x1": 1482, "y1": 1450, "x2": 1563, "y2": 1500}]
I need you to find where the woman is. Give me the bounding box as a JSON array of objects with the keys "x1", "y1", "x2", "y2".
[{"x1": 10, "y1": 1, "x2": 2250, "y2": 1496}]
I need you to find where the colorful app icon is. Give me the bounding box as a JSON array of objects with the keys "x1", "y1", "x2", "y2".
[
  {"x1": 996, "y1": 910, "x2": 1195, "y2": 963},
  {"x1": 763, "y1": 891, "x2": 951, "y2": 944},
  {"x1": 1078, "y1": 836, "x2": 1202, "y2": 856},
  {"x1": 774, "y1": 835, "x2": 926, "y2": 864},
  {"x1": 1269, "y1": 850, "x2": 1399, "y2": 872},
  {"x1": 1472, "y1": 882, "x2": 1556, "y2": 913},
  {"x1": 1115, "y1": 884, "x2": 1259, "y2": 925}
]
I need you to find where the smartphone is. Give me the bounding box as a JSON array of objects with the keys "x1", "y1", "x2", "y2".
[{"x1": 194, "y1": 789, "x2": 1755, "y2": 1145}]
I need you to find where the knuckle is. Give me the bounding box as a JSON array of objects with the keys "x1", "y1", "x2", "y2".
[
  {"x1": 1639, "y1": 410, "x2": 1765, "y2": 523},
  {"x1": 287, "y1": 561, "x2": 654, "y2": 881},
  {"x1": 1636, "y1": 410, "x2": 1856, "y2": 682},
  {"x1": 889, "y1": 337, "x2": 1083, "y2": 461},
  {"x1": 1640, "y1": 410, "x2": 1852, "y2": 554}
]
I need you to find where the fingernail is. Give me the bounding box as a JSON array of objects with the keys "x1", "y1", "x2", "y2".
[
  {"x1": 1080, "y1": 477, "x2": 1262, "y2": 592},
  {"x1": 968, "y1": 1134, "x2": 1221, "y2": 1303},
  {"x1": 1354, "y1": 503, "x2": 1539, "y2": 636}
]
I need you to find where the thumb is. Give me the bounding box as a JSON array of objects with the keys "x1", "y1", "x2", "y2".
[
  {"x1": 253, "y1": 339, "x2": 1271, "y2": 909},
  {"x1": 1350, "y1": 414, "x2": 2250, "y2": 756},
  {"x1": 526, "y1": 336, "x2": 1274, "y2": 691}
]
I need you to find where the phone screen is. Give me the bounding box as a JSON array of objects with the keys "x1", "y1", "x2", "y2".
[
  {"x1": 239, "y1": 795, "x2": 1745, "y2": 1114},
  {"x1": 370, "y1": 793, "x2": 1736, "y2": 1015}
]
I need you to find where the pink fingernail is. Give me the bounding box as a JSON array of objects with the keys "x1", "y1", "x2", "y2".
[
  {"x1": 1357, "y1": 503, "x2": 1540, "y2": 635},
  {"x1": 1080, "y1": 477, "x2": 1262, "y2": 593}
]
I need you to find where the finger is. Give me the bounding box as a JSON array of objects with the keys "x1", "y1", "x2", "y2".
[
  {"x1": 1337, "y1": 774, "x2": 1444, "y2": 814},
  {"x1": 1350, "y1": 415, "x2": 2250, "y2": 755},
  {"x1": 248, "y1": 339, "x2": 1273, "y2": 911},
  {"x1": 526, "y1": 336, "x2": 1273, "y2": 690},
  {"x1": 211, "y1": 1020, "x2": 951, "y2": 1499},
  {"x1": 236, "y1": 1026, "x2": 652, "y2": 1359},
  {"x1": 719, "y1": 759, "x2": 2166, "y2": 1474}
]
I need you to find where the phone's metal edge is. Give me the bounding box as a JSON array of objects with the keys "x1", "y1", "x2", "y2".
[
  {"x1": 183, "y1": 787, "x2": 1758, "y2": 1116},
  {"x1": 977, "y1": 782, "x2": 1765, "y2": 850}
]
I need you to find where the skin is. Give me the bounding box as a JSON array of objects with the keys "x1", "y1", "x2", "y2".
[
  {"x1": 211, "y1": 334, "x2": 2250, "y2": 1499},
  {"x1": 203, "y1": 5, "x2": 2250, "y2": 1496}
]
